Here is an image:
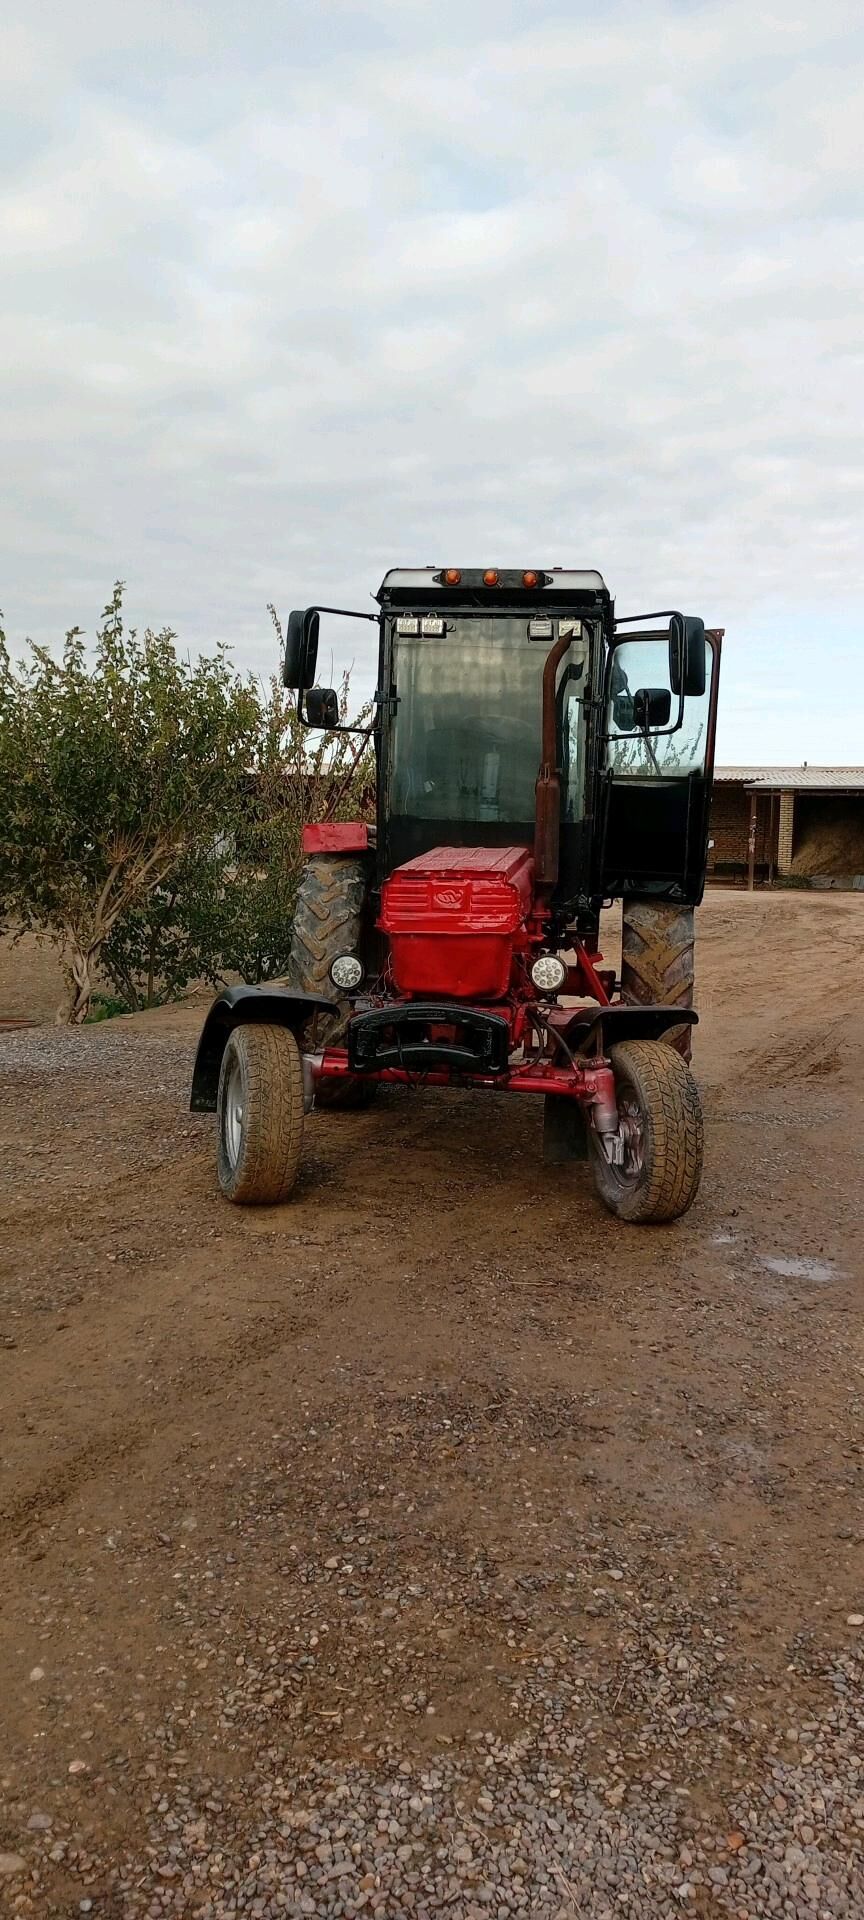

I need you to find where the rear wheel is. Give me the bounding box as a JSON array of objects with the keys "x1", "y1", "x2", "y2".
[
  {"x1": 621, "y1": 900, "x2": 695, "y2": 1060},
  {"x1": 588, "y1": 1039, "x2": 703, "y2": 1223},
  {"x1": 216, "y1": 1024, "x2": 304, "y2": 1204},
  {"x1": 288, "y1": 854, "x2": 368, "y2": 996},
  {"x1": 287, "y1": 853, "x2": 376, "y2": 1110}
]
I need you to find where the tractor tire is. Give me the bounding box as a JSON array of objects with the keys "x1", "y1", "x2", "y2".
[
  {"x1": 216, "y1": 1024, "x2": 304, "y2": 1205},
  {"x1": 287, "y1": 853, "x2": 376, "y2": 1110},
  {"x1": 621, "y1": 899, "x2": 695, "y2": 1060},
  {"x1": 588, "y1": 1039, "x2": 703, "y2": 1224}
]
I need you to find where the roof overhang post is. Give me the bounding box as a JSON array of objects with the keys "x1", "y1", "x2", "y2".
[
  {"x1": 777, "y1": 791, "x2": 795, "y2": 874},
  {"x1": 748, "y1": 791, "x2": 758, "y2": 891},
  {"x1": 769, "y1": 791, "x2": 779, "y2": 885}
]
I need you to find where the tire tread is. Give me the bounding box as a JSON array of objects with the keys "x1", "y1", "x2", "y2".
[
  {"x1": 287, "y1": 853, "x2": 375, "y2": 1109},
  {"x1": 217, "y1": 1025, "x2": 304, "y2": 1205},
  {"x1": 288, "y1": 857, "x2": 368, "y2": 995},
  {"x1": 621, "y1": 900, "x2": 695, "y2": 1059}
]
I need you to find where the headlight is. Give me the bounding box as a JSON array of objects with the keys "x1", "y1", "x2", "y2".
[
  {"x1": 329, "y1": 953, "x2": 364, "y2": 991},
  {"x1": 530, "y1": 953, "x2": 567, "y2": 994}
]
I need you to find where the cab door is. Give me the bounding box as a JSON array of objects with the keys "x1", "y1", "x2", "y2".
[{"x1": 596, "y1": 628, "x2": 722, "y2": 904}]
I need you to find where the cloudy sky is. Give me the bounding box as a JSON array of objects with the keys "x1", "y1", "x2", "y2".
[{"x1": 2, "y1": 0, "x2": 862, "y2": 760}]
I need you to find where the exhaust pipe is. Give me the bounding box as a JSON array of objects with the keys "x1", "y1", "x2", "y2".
[{"x1": 533, "y1": 628, "x2": 573, "y2": 900}]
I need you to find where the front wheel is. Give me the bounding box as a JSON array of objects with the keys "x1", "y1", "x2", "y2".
[
  {"x1": 216, "y1": 1024, "x2": 304, "y2": 1204},
  {"x1": 588, "y1": 1039, "x2": 703, "y2": 1223}
]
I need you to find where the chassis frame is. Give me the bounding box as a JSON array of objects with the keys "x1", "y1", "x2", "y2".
[{"x1": 191, "y1": 982, "x2": 696, "y2": 1118}]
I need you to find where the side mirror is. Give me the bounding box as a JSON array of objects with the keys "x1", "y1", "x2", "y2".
[
  {"x1": 633, "y1": 687, "x2": 672, "y2": 729},
  {"x1": 304, "y1": 686, "x2": 339, "y2": 729},
  {"x1": 669, "y1": 614, "x2": 706, "y2": 698},
  {"x1": 283, "y1": 608, "x2": 320, "y2": 690}
]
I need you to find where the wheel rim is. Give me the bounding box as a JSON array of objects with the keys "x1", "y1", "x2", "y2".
[
  {"x1": 597, "y1": 1089, "x2": 645, "y2": 1188},
  {"x1": 616, "y1": 1095, "x2": 644, "y2": 1183},
  {"x1": 223, "y1": 1054, "x2": 245, "y2": 1168}
]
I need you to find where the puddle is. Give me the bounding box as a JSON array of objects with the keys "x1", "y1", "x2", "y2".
[{"x1": 759, "y1": 1254, "x2": 838, "y2": 1285}]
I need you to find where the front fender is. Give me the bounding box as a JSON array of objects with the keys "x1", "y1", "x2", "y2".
[
  {"x1": 190, "y1": 985, "x2": 338, "y2": 1111},
  {"x1": 560, "y1": 1003, "x2": 698, "y2": 1053}
]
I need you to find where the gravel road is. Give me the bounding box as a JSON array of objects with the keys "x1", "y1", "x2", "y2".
[{"x1": 1, "y1": 891, "x2": 863, "y2": 1917}]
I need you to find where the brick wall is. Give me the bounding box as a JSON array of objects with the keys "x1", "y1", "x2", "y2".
[{"x1": 708, "y1": 785, "x2": 775, "y2": 875}]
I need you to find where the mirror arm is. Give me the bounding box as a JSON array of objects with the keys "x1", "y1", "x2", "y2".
[
  {"x1": 639, "y1": 724, "x2": 662, "y2": 776},
  {"x1": 305, "y1": 606, "x2": 379, "y2": 623},
  {"x1": 614, "y1": 609, "x2": 683, "y2": 627},
  {"x1": 298, "y1": 686, "x2": 385, "y2": 738},
  {"x1": 298, "y1": 705, "x2": 380, "y2": 739},
  {"x1": 601, "y1": 704, "x2": 684, "y2": 745}
]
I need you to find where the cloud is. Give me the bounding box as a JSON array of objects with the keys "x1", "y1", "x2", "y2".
[{"x1": 1, "y1": 0, "x2": 863, "y2": 759}]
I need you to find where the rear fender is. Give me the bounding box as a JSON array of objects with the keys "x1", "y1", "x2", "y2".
[
  {"x1": 190, "y1": 986, "x2": 337, "y2": 1111},
  {"x1": 301, "y1": 823, "x2": 371, "y2": 855}
]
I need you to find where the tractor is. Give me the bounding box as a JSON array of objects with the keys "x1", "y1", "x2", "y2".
[{"x1": 191, "y1": 567, "x2": 722, "y2": 1223}]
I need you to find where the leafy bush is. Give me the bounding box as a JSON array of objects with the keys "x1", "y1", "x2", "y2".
[
  {"x1": 0, "y1": 589, "x2": 374, "y2": 1017},
  {"x1": 100, "y1": 676, "x2": 374, "y2": 1003},
  {"x1": 85, "y1": 991, "x2": 130, "y2": 1023}
]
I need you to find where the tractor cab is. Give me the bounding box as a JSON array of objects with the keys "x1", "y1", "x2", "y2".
[
  {"x1": 192, "y1": 563, "x2": 723, "y2": 1226},
  {"x1": 375, "y1": 568, "x2": 604, "y2": 898},
  {"x1": 282, "y1": 565, "x2": 720, "y2": 923}
]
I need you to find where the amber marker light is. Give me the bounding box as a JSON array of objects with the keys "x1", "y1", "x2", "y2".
[
  {"x1": 522, "y1": 570, "x2": 540, "y2": 589},
  {"x1": 483, "y1": 568, "x2": 499, "y2": 586},
  {"x1": 443, "y1": 568, "x2": 462, "y2": 585}
]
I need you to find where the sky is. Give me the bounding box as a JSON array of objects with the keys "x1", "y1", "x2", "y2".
[{"x1": 2, "y1": 0, "x2": 863, "y2": 763}]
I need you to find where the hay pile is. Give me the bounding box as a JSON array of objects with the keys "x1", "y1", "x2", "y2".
[{"x1": 791, "y1": 799, "x2": 864, "y2": 876}]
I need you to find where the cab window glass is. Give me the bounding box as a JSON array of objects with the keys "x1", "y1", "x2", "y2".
[{"x1": 606, "y1": 638, "x2": 712, "y2": 778}]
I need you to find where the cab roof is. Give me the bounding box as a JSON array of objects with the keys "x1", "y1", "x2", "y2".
[{"x1": 377, "y1": 567, "x2": 609, "y2": 600}]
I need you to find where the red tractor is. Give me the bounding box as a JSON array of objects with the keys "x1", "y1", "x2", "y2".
[{"x1": 191, "y1": 567, "x2": 721, "y2": 1223}]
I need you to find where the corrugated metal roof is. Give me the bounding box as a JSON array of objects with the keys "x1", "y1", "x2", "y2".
[{"x1": 715, "y1": 766, "x2": 864, "y2": 791}]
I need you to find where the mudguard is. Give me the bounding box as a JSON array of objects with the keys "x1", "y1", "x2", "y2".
[
  {"x1": 559, "y1": 1003, "x2": 698, "y2": 1053},
  {"x1": 189, "y1": 985, "x2": 337, "y2": 1111}
]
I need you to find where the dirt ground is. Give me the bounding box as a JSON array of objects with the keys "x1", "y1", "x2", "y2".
[
  {"x1": 1, "y1": 890, "x2": 863, "y2": 1916},
  {"x1": 0, "y1": 935, "x2": 70, "y2": 1025}
]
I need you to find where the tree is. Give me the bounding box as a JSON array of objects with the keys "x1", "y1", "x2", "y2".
[
  {"x1": 97, "y1": 850, "x2": 226, "y2": 1011},
  {"x1": 99, "y1": 669, "x2": 375, "y2": 1001},
  {"x1": 0, "y1": 585, "x2": 259, "y2": 1021}
]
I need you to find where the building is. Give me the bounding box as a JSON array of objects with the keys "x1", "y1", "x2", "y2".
[{"x1": 709, "y1": 767, "x2": 864, "y2": 888}]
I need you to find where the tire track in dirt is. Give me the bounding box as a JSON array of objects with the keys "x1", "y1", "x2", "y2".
[{"x1": 0, "y1": 1212, "x2": 318, "y2": 1544}]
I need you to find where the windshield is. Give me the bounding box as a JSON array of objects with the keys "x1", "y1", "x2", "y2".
[{"x1": 389, "y1": 615, "x2": 588, "y2": 828}]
